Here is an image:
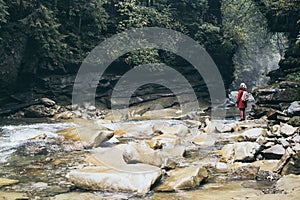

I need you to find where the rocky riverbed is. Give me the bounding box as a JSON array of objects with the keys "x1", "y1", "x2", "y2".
[{"x1": 0, "y1": 101, "x2": 300, "y2": 199}]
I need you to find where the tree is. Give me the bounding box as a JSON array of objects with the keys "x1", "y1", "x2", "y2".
[{"x1": 20, "y1": 4, "x2": 68, "y2": 74}]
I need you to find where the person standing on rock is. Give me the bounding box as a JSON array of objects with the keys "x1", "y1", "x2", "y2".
[{"x1": 236, "y1": 83, "x2": 248, "y2": 121}]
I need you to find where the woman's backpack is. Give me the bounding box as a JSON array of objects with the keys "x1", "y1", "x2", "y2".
[{"x1": 241, "y1": 91, "x2": 249, "y2": 102}]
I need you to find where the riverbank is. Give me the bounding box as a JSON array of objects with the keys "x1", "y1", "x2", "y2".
[{"x1": 0, "y1": 103, "x2": 299, "y2": 199}]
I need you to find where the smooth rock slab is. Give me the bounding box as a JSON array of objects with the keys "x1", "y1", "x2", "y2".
[
  {"x1": 155, "y1": 165, "x2": 208, "y2": 191},
  {"x1": 68, "y1": 165, "x2": 162, "y2": 194},
  {"x1": 57, "y1": 126, "x2": 114, "y2": 148}
]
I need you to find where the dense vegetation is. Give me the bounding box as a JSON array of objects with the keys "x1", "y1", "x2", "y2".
[
  {"x1": 0, "y1": 0, "x2": 234, "y2": 75},
  {"x1": 0, "y1": 0, "x2": 298, "y2": 107}
]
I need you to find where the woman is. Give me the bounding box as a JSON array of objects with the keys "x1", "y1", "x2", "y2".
[{"x1": 236, "y1": 83, "x2": 248, "y2": 121}]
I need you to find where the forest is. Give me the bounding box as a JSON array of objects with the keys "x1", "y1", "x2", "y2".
[{"x1": 0, "y1": 0, "x2": 299, "y2": 107}]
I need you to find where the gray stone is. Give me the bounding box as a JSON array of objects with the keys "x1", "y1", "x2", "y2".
[
  {"x1": 288, "y1": 101, "x2": 300, "y2": 116},
  {"x1": 281, "y1": 123, "x2": 297, "y2": 137},
  {"x1": 291, "y1": 135, "x2": 300, "y2": 143},
  {"x1": 263, "y1": 144, "x2": 286, "y2": 159},
  {"x1": 293, "y1": 143, "x2": 300, "y2": 152},
  {"x1": 278, "y1": 138, "x2": 290, "y2": 148},
  {"x1": 241, "y1": 128, "x2": 267, "y2": 141}
]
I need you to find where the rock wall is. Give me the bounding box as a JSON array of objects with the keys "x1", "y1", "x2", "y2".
[{"x1": 251, "y1": 0, "x2": 300, "y2": 120}]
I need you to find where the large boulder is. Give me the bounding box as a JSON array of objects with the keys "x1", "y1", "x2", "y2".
[
  {"x1": 219, "y1": 142, "x2": 260, "y2": 162},
  {"x1": 57, "y1": 125, "x2": 114, "y2": 149},
  {"x1": 68, "y1": 165, "x2": 162, "y2": 194},
  {"x1": 155, "y1": 165, "x2": 208, "y2": 191},
  {"x1": 122, "y1": 142, "x2": 177, "y2": 169},
  {"x1": 84, "y1": 146, "x2": 127, "y2": 167}
]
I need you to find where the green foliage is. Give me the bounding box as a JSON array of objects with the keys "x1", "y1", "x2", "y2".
[
  {"x1": 0, "y1": 0, "x2": 8, "y2": 25},
  {"x1": 286, "y1": 72, "x2": 300, "y2": 82},
  {"x1": 20, "y1": 4, "x2": 68, "y2": 73},
  {"x1": 0, "y1": 0, "x2": 8, "y2": 40}
]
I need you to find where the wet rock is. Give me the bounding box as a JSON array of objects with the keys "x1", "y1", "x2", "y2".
[
  {"x1": 256, "y1": 170, "x2": 281, "y2": 181},
  {"x1": 251, "y1": 160, "x2": 280, "y2": 171},
  {"x1": 57, "y1": 126, "x2": 114, "y2": 149},
  {"x1": 282, "y1": 151, "x2": 300, "y2": 175},
  {"x1": 41, "y1": 98, "x2": 56, "y2": 107},
  {"x1": 52, "y1": 192, "x2": 104, "y2": 200},
  {"x1": 24, "y1": 105, "x2": 55, "y2": 118},
  {"x1": 219, "y1": 142, "x2": 260, "y2": 162},
  {"x1": 54, "y1": 111, "x2": 74, "y2": 120},
  {"x1": 262, "y1": 144, "x2": 286, "y2": 159},
  {"x1": 280, "y1": 123, "x2": 297, "y2": 137},
  {"x1": 288, "y1": 101, "x2": 300, "y2": 116},
  {"x1": 27, "y1": 133, "x2": 47, "y2": 141},
  {"x1": 0, "y1": 192, "x2": 28, "y2": 200},
  {"x1": 288, "y1": 116, "x2": 300, "y2": 126},
  {"x1": 228, "y1": 165, "x2": 259, "y2": 180},
  {"x1": 155, "y1": 165, "x2": 208, "y2": 191},
  {"x1": 0, "y1": 178, "x2": 19, "y2": 187},
  {"x1": 151, "y1": 181, "x2": 263, "y2": 199},
  {"x1": 276, "y1": 174, "x2": 300, "y2": 193},
  {"x1": 273, "y1": 147, "x2": 294, "y2": 174},
  {"x1": 68, "y1": 165, "x2": 162, "y2": 194},
  {"x1": 142, "y1": 108, "x2": 181, "y2": 119}
]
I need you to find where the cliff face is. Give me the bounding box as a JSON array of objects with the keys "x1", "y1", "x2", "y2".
[{"x1": 251, "y1": 0, "x2": 300, "y2": 120}]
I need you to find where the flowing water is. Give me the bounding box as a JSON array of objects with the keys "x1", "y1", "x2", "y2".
[{"x1": 0, "y1": 116, "x2": 276, "y2": 199}]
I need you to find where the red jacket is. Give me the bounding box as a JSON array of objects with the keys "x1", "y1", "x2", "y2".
[{"x1": 236, "y1": 89, "x2": 247, "y2": 108}]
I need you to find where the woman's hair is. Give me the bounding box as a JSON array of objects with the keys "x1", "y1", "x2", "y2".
[{"x1": 240, "y1": 83, "x2": 247, "y2": 89}]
